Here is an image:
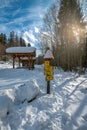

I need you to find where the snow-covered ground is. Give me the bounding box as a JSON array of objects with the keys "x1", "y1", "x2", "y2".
[{"x1": 0, "y1": 61, "x2": 87, "y2": 130}]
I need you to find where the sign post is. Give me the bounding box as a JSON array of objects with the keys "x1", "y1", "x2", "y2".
[
  {"x1": 44, "y1": 48, "x2": 54, "y2": 94},
  {"x1": 47, "y1": 80, "x2": 50, "y2": 94}
]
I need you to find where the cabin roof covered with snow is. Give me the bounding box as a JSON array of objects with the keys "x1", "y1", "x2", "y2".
[{"x1": 6, "y1": 47, "x2": 36, "y2": 54}]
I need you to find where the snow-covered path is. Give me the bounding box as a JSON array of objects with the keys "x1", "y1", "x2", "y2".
[
  {"x1": 0, "y1": 62, "x2": 87, "y2": 130},
  {"x1": 52, "y1": 72, "x2": 87, "y2": 130}
]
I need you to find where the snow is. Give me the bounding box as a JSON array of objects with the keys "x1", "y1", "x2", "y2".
[
  {"x1": 6, "y1": 47, "x2": 36, "y2": 53},
  {"x1": 0, "y1": 61, "x2": 87, "y2": 130},
  {"x1": 20, "y1": 57, "x2": 36, "y2": 60},
  {"x1": 14, "y1": 80, "x2": 40, "y2": 103},
  {"x1": 44, "y1": 50, "x2": 54, "y2": 59},
  {"x1": 0, "y1": 93, "x2": 13, "y2": 118}
]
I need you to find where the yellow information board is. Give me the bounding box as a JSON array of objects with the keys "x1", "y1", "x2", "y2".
[
  {"x1": 44, "y1": 60, "x2": 54, "y2": 81},
  {"x1": 44, "y1": 71, "x2": 54, "y2": 76},
  {"x1": 44, "y1": 49, "x2": 54, "y2": 93},
  {"x1": 46, "y1": 75, "x2": 53, "y2": 81},
  {"x1": 44, "y1": 66, "x2": 53, "y2": 71},
  {"x1": 44, "y1": 61, "x2": 50, "y2": 66}
]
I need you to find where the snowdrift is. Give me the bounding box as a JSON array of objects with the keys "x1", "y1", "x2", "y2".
[{"x1": 0, "y1": 79, "x2": 40, "y2": 118}]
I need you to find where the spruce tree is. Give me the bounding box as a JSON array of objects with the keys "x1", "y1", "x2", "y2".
[
  {"x1": 19, "y1": 37, "x2": 26, "y2": 46},
  {"x1": 9, "y1": 31, "x2": 15, "y2": 47},
  {"x1": 82, "y1": 32, "x2": 87, "y2": 71},
  {"x1": 58, "y1": 0, "x2": 85, "y2": 71},
  {"x1": 15, "y1": 34, "x2": 19, "y2": 46}
]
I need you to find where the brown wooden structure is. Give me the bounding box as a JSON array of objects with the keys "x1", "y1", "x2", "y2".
[{"x1": 6, "y1": 47, "x2": 36, "y2": 69}]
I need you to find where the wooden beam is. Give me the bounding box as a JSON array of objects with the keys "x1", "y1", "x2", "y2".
[
  {"x1": 8, "y1": 52, "x2": 36, "y2": 69},
  {"x1": 13, "y1": 56, "x2": 15, "y2": 68},
  {"x1": 8, "y1": 52, "x2": 36, "y2": 57},
  {"x1": 18, "y1": 56, "x2": 20, "y2": 67},
  {"x1": 28, "y1": 56, "x2": 30, "y2": 69}
]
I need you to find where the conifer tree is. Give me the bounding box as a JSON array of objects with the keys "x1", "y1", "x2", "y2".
[
  {"x1": 58, "y1": 0, "x2": 85, "y2": 71},
  {"x1": 9, "y1": 31, "x2": 15, "y2": 47},
  {"x1": 19, "y1": 37, "x2": 26, "y2": 46},
  {"x1": 15, "y1": 34, "x2": 19, "y2": 46}
]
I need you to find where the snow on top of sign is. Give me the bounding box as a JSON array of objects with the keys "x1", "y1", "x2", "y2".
[
  {"x1": 44, "y1": 50, "x2": 54, "y2": 59},
  {"x1": 6, "y1": 47, "x2": 36, "y2": 53}
]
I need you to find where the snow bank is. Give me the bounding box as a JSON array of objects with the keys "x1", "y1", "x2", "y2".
[
  {"x1": 14, "y1": 79, "x2": 40, "y2": 103},
  {"x1": 0, "y1": 79, "x2": 40, "y2": 118},
  {"x1": 0, "y1": 92, "x2": 13, "y2": 118},
  {"x1": 0, "y1": 62, "x2": 87, "y2": 130},
  {"x1": 0, "y1": 119, "x2": 11, "y2": 130}
]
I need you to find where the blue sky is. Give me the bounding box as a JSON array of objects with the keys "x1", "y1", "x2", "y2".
[
  {"x1": 0, "y1": 0, "x2": 55, "y2": 47},
  {"x1": 0, "y1": 0, "x2": 87, "y2": 48}
]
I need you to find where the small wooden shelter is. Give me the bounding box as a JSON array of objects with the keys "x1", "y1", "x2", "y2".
[{"x1": 6, "y1": 47, "x2": 36, "y2": 69}]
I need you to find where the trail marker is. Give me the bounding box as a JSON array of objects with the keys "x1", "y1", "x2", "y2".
[{"x1": 44, "y1": 48, "x2": 54, "y2": 94}]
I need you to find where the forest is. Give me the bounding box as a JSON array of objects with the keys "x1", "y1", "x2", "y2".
[{"x1": 39, "y1": 0, "x2": 87, "y2": 73}]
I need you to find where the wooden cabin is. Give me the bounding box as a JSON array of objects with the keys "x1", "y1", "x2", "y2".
[{"x1": 6, "y1": 47, "x2": 36, "y2": 69}]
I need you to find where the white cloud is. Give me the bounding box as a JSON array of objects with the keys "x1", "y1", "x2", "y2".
[
  {"x1": 0, "y1": 24, "x2": 8, "y2": 32},
  {"x1": 0, "y1": 0, "x2": 16, "y2": 9},
  {"x1": 35, "y1": 27, "x2": 39, "y2": 33},
  {"x1": 5, "y1": 13, "x2": 41, "y2": 26},
  {"x1": 28, "y1": 31, "x2": 37, "y2": 42},
  {"x1": 22, "y1": 30, "x2": 38, "y2": 46},
  {"x1": 12, "y1": 8, "x2": 21, "y2": 17},
  {"x1": 5, "y1": 17, "x2": 26, "y2": 25}
]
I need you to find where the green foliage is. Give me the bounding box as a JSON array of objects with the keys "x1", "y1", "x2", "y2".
[
  {"x1": 58, "y1": 0, "x2": 86, "y2": 71},
  {"x1": 28, "y1": 43, "x2": 31, "y2": 47},
  {"x1": 19, "y1": 37, "x2": 26, "y2": 46},
  {"x1": 36, "y1": 55, "x2": 44, "y2": 65},
  {"x1": 2, "y1": 55, "x2": 8, "y2": 61},
  {"x1": 0, "y1": 33, "x2": 7, "y2": 45},
  {"x1": 82, "y1": 32, "x2": 87, "y2": 68},
  {"x1": 9, "y1": 31, "x2": 15, "y2": 46}
]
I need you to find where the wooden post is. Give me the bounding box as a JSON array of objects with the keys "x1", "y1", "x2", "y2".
[
  {"x1": 28, "y1": 56, "x2": 30, "y2": 69},
  {"x1": 13, "y1": 56, "x2": 15, "y2": 68},
  {"x1": 18, "y1": 56, "x2": 20, "y2": 67},
  {"x1": 47, "y1": 81, "x2": 50, "y2": 94}
]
